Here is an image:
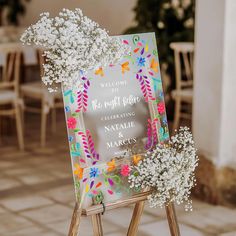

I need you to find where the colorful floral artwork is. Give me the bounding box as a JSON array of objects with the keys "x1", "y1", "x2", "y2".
[{"x1": 63, "y1": 33, "x2": 169, "y2": 208}]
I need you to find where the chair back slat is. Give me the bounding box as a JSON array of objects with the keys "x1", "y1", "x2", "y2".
[
  {"x1": 5, "y1": 53, "x2": 16, "y2": 82},
  {"x1": 174, "y1": 50, "x2": 182, "y2": 90},
  {"x1": 14, "y1": 52, "x2": 21, "y2": 96},
  {"x1": 0, "y1": 51, "x2": 21, "y2": 94},
  {"x1": 36, "y1": 49, "x2": 45, "y2": 77},
  {"x1": 190, "y1": 52, "x2": 194, "y2": 77},
  {"x1": 183, "y1": 52, "x2": 192, "y2": 81}
]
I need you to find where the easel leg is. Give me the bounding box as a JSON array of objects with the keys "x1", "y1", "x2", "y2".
[
  {"x1": 165, "y1": 203, "x2": 180, "y2": 236},
  {"x1": 68, "y1": 202, "x2": 82, "y2": 236},
  {"x1": 127, "y1": 201, "x2": 145, "y2": 236},
  {"x1": 91, "y1": 213, "x2": 103, "y2": 236}
]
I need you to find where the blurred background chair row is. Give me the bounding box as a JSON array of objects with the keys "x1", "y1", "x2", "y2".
[
  {"x1": 0, "y1": 49, "x2": 24, "y2": 150},
  {"x1": 0, "y1": 44, "x2": 63, "y2": 150}
]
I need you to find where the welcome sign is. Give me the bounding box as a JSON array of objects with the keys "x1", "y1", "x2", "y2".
[{"x1": 63, "y1": 33, "x2": 169, "y2": 208}]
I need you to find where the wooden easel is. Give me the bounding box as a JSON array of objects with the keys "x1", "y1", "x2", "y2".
[
  {"x1": 67, "y1": 95, "x2": 181, "y2": 235},
  {"x1": 67, "y1": 90, "x2": 181, "y2": 236},
  {"x1": 68, "y1": 190, "x2": 180, "y2": 236}
]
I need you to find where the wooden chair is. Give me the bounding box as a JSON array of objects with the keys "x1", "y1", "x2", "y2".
[
  {"x1": 0, "y1": 50, "x2": 24, "y2": 150},
  {"x1": 170, "y1": 42, "x2": 194, "y2": 133},
  {"x1": 0, "y1": 26, "x2": 26, "y2": 44},
  {"x1": 20, "y1": 49, "x2": 63, "y2": 147}
]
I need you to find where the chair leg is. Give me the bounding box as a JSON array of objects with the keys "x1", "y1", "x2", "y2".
[
  {"x1": 20, "y1": 100, "x2": 25, "y2": 132},
  {"x1": 51, "y1": 107, "x2": 56, "y2": 133},
  {"x1": 15, "y1": 102, "x2": 24, "y2": 151},
  {"x1": 21, "y1": 108, "x2": 25, "y2": 132},
  {"x1": 41, "y1": 103, "x2": 48, "y2": 148},
  {"x1": 0, "y1": 116, "x2": 2, "y2": 145},
  {"x1": 172, "y1": 98, "x2": 181, "y2": 134}
]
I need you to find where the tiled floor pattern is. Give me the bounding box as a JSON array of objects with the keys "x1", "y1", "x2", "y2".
[{"x1": 0, "y1": 113, "x2": 236, "y2": 236}]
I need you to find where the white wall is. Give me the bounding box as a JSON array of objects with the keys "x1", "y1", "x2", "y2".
[
  {"x1": 19, "y1": 0, "x2": 136, "y2": 35},
  {"x1": 193, "y1": 0, "x2": 225, "y2": 163},
  {"x1": 194, "y1": 0, "x2": 236, "y2": 167},
  {"x1": 219, "y1": 0, "x2": 236, "y2": 167}
]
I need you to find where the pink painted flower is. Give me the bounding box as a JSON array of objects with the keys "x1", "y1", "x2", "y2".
[
  {"x1": 157, "y1": 102, "x2": 165, "y2": 114},
  {"x1": 120, "y1": 164, "x2": 130, "y2": 177},
  {"x1": 67, "y1": 117, "x2": 77, "y2": 129}
]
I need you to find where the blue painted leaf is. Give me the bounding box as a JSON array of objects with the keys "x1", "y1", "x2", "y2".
[{"x1": 63, "y1": 90, "x2": 71, "y2": 96}]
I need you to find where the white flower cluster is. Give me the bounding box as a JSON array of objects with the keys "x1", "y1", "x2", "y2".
[
  {"x1": 129, "y1": 127, "x2": 198, "y2": 211},
  {"x1": 21, "y1": 8, "x2": 130, "y2": 91}
]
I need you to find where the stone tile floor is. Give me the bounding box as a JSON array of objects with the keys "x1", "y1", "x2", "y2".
[{"x1": 0, "y1": 113, "x2": 236, "y2": 236}]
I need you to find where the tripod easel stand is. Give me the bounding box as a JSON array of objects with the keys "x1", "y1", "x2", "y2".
[{"x1": 68, "y1": 190, "x2": 180, "y2": 236}]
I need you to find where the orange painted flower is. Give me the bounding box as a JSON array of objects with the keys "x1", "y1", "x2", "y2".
[
  {"x1": 107, "y1": 159, "x2": 116, "y2": 172},
  {"x1": 95, "y1": 67, "x2": 104, "y2": 76},
  {"x1": 73, "y1": 163, "x2": 84, "y2": 179},
  {"x1": 121, "y1": 61, "x2": 130, "y2": 74},
  {"x1": 150, "y1": 58, "x2": 158, "y2": 73},
  {"x1": 132, "y1": 155, "x2": 142, "y2": 165}
]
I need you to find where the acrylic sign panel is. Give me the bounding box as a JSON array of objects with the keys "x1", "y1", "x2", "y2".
[{"x1": 63, "y1": 33, "x2": 169, "y2": 208}]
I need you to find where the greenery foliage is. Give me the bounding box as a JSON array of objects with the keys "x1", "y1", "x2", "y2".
[{"x1": 124, "y1": 0, "x2": 195, "y2": 74}]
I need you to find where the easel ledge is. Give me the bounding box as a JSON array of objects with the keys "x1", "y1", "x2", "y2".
[{"x1": 82, "y1": 191, "x2": 152, "y2": 216}]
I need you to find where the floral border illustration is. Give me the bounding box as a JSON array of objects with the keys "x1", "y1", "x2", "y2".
[{"x1": 63, "y1": 33, "x2": 169, "y2": 206}]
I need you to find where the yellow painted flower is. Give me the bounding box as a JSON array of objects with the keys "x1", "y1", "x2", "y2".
[
  {"x1": 133, "y1": 155, "x2": 142, "y2": 166},
  {"x1": 150, "y1": 58, "x2": 158, "y2": 73},
  {"x1": 121, "y1": 61, "x2": 130, "y2": 74},
  {"x1": 107, "y1": 159, "x2": 116, "y2": 172},
  {"x1": 95, "y1": 67, "x2": 104, "y2": 76},
  {"x1": 73, "y1": 163, "x2": 84, "y2": 179}
]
